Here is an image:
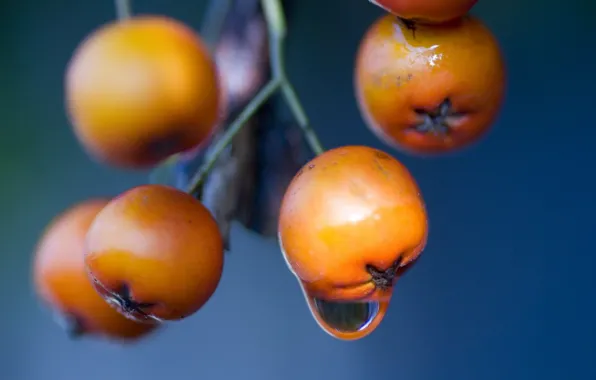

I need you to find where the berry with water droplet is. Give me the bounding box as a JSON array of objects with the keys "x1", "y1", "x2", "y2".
[
  {"x1": 84, "y1": 184, "x2": 224, "y2": 322},
  {"x1": 33, "y1": 199, "x2": 158, "y2": 342},
  {"x1": 278, "y1": 146, "x2": 428, "y2": 340}
]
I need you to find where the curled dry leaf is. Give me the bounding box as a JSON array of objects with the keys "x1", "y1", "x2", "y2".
[{"x1": 150, "y1": 0, "x2": 309, "y2": 248}]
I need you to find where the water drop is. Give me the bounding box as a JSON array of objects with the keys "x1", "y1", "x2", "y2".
[
  {"x1": 313, "y1": 298, "x2": 379, "y2": 332},
  {"x1": 301, "y1": 287, "x2": 389, "y2": 341}
]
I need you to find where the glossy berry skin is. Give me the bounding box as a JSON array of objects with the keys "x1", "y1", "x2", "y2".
[
  {"x1": 84, "y1": 185, "x2": 224, "y2": 322},
  {"x1": 278, "y1": 146, "x2": 428, "y2": 339},
  {"x1": 33, "y1": 199, "x2": 157, "y2": 341},
  {"x1": 369, "y1": 0, "x2": 477, "y2": 24},
  {"x1": 65, "y1": 15, "x2": 223, "y2": 168},
  {"x1": 279, "y1": 145, "x2": 428, "y2": 300},
  {"x1": 355, "y1": 15, "x2": 505, "y2": 155}
]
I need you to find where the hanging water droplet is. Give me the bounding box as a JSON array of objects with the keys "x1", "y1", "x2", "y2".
[
  {"x1": 296, "y1": 281, "x2": 390, "y2": 340},
  {"x1": 311, "y1": 298, "x2": 380, "y2": 333}
]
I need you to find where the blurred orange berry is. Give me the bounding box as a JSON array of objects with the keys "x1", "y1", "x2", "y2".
[
  {"x1": 65, "y1": 15, "x2": 224, "y2": 168},
  {"x1": 33, "y1": 199, "x2": 158, "y2": 341},
  {"x1": 369, "y1": 0, "x2": 478, "y2": 24}
]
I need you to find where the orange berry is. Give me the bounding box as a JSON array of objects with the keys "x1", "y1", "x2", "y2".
[
  {"x1": 355, "y1": 15, "x2": 505, "y2": 155},
  {"x1": 278, "y1": 146, "x2": 428, "y2": 340},
  {"x1": 369, "y1": 0, "x2": 478, "y2": 24},
  {"x1": 33, "y1": 199, "x2": 158, "y2": 341},
  {"x1": 84, "y1": 184, "x2": 224, "y2": 322},
  {"x1": 65, "y1": 15, "x2": 223, "y2": 168}
]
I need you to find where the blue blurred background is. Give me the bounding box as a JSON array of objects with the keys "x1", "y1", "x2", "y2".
[{"x1": 1, "y1": 0, "x2": 595, "y2": 379}]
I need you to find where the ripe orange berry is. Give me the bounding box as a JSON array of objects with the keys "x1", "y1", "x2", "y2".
[
  {"x1": 65, "y1": 15, "x2": 224, "y2": 168},
  {"x1": 84, "y1": 184, "x2": 224, "y2": 322},
  {"x1": 369, "y1": 0, "x2": 477, "y2": 24},
  {"x1": 355, "y1": 14, "x2": 506, "y2": 155},
  {"x1": 278, "y1": 146, "x2": 428, "y2": 340},
  {"x1": 33, "y1": 199, "x2": 158, "y2": 341}
]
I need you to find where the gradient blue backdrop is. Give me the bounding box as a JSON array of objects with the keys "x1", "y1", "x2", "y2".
[{"x1": 1, "y1": 0, "x2": 594, "y2": 379}]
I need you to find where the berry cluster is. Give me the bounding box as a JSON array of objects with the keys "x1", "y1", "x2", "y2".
[{"x1": 32, "y1": 0, "x2": 505, "y2": 344}]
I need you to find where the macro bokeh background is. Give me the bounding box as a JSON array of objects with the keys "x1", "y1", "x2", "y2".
[{"x1": 1, "y1": 0, "x2": 595, "y2": 379}]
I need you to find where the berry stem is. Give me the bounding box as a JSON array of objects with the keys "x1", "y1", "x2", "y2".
[
  {"x1": 183, "y1": 0, "x2": 325, "y2": 195},
  {"x1": 261, "y1": 0, "x2": 287, "y2": 38},
  {"x1": 281, "y1": 82, "x2": 324, "y2": 156},
  {"x1": 114, "y1": 0, "x2": 132, "y2": 20},
  {"x1": 263, "y1": 0, "x2": 325, "y2": 156},
  {"x1": 186, "y1": 78, "x2": 282, "y2": 195}
]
